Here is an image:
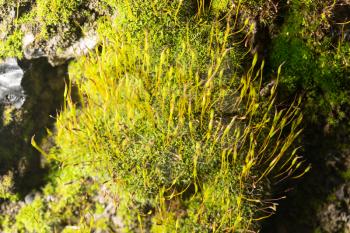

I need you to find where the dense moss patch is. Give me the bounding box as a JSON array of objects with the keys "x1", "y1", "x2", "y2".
[
  {"x1": 269, "y1": 0, "x2": 350, "y2": 125},
  {"x1": 0, "y1": 0, "x2": 308, "y2": 232}
]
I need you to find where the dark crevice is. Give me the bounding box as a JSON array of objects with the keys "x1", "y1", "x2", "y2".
[
  {"x1": 261, "y1": 121, "x2": 349, "y2": 232},
  {"x1": 260, "y1": 1, "x2": 350, "y2": 232},
  {"x1": 0, "y1": 57, "x2": 71, "y2": 197}
]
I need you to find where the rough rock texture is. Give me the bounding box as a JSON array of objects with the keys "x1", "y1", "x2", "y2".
[
  {"x1": 92, "y1": 184, "x2": 125, "y2": 232},
  {"x1": 319, "y1": 182, "x2": 350, "y2": 233},
  {"x1": 0, "y1": 58, "x2": 25, "y2": 108},
  {"x1": 23, "y1": 30, "x2": 99, "y2": 66},
  {"x1": 0, "y1": 0, "x2": 111, "y2": 66},
  {"x1": 318, "y1": 149, "x2": 350, "y2": 233}
]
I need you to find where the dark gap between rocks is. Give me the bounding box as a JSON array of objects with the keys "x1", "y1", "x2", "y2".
[
  {"x1": 261, "y1": 122, "x2": 349, "y2": 233},
  {"x1": 0, "y1": 57, "x2": 75, "y2": 197}
]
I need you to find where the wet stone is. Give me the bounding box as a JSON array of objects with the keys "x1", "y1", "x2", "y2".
[{"x1": 0, "y1": 58, "x2": 25, "y2": 109}]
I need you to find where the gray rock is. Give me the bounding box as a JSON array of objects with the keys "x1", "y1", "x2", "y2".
[
  {"x1": 24, "y1": 191, "x2": 37, "y2": 204},
  {"x1": 22, "y1": 33, "x2": 46, "y2": 60},
  {"x1": 1, "y1": 0, "x2": 112, "y2": 66},
  {"x1": 21, "y1": 29, "x2": 98, "y2": 67},
  {"x1": 46, "y1": 31, "x2": 98, "y2": 66},
  {"x1": 260, "y1": 80, "x2": 276, "y2": 97},
  {"x1": 0, "y1": 58, "x2": 25, "y2": 108},
  {"x1": 319, "y1": 182, "x2": 350, "y2": 233}
]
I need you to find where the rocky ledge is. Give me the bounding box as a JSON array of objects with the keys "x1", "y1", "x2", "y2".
[{"x1": 0, "y1": 0, "x2": 112, "y2": 66}]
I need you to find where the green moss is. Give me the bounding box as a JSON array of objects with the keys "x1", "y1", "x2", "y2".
[
  {"x1": 269, "y1": 1, "x2": 350, "y2": 125},
  {"x1": 270, "y1": 36, "x2": 315, "y2": 91},
  {"x1": 210, "y1": 0, "x2": 230, "y2": 14},
  {"x1": 43, "y1": 1, "x2": 303, "y2": 231},
  {"x1": 0, "y1": 171, "x2": 17, "y2": 201},
  {"x1": 15, "y1": 199, "x2": 50, "y2": 233},
  {"x1": 36, "y1": 0, "x2": 81, "y2": 25},
  {"x1": 341, "y1": 169, "x2": 350, "y2": 181},
  {"x1": 0, "y1": 30, "x2": 23, "y2": 58},
  {"x1": 34, "y1": 0, "x2": 86, "y2": 39},
  {"x1": 0, "y1": 0, "x2": 307, "y2": 232}
]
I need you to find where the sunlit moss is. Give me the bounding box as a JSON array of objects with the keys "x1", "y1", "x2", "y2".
[
  {"x1": 15, "y1": 199, "x2": 50, "y2": 233},
  {"x1": 0, "y1": 30, "x2": 23, "y2": 58},
  {"x1": 0, "y1": 171, "x2": 17, "y2": 200},
  {"x1": 47, "y1": 1, "x2": 303, "y2": 231},
  {"x1": 0, "y1": 1, "x2": 308, "y2": 232}
]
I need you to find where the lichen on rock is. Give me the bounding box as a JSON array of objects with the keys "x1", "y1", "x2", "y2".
[
  {"x1": 0, "y1": 0, "x2": 112, "y2": 66},
  {"x1": 319, "y1": 182, "x2": 350, "y2": 233}
]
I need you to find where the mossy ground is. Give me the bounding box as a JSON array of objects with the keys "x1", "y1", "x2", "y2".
[
  {"x1": 269, "y1": 0, "x2": 350, "y2": 126},
  {"x1": 2, "y1": 0, "x2": 350, "y2": 232},
  {"x1": 0, "y1": 0, "x2": 304, "y2": 232}
]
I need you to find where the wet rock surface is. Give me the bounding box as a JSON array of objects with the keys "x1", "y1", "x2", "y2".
[{"x1": 0, "y1": 58, "x2": 25, "y2": 108}]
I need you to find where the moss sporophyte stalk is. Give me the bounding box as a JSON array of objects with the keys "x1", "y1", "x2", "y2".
[{"x1": 0, "y1": 1, "x2": 319, "y2": 232}]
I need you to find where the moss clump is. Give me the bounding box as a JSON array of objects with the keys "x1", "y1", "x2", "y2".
[
  {"x1": 270, "y1": 36, "x2": 315, "y2": 91},
  {"x1": 0, "y1": 30, "x2": 23, "y2": 58},
  {"x1": 210, "y1": 0, "x2": 230, "y2": 14},
  {"x1": 269, "y1": 0, "x2": 350, "y2": 125},
  {"x1": 33, "y1": 0, "x2": 110, "y2": 40},
  {"x1": 0, "y1": 1, "x2": 307, "y2": 232},
  {"x1": 0, "y1": 0, "x2": 32, "y2": 58},
  {"x1": 0, "y1": 171, "x2": 17, "y2": 201},
  {"x1": 15, "y1": 199, "x2": 50, "y2": 233}
]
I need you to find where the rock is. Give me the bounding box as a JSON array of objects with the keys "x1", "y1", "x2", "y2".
[
  {"x1": 47, "y1": 31, "x2": 99, "y2": 66},
  {"x1": 22, "y1": 33, "x2": 46, "y2": 60},
  {"x1": 62, "y1": 32, "x2": 98, "y2": 59},
  {"x1": 22, "y1": 31, "x2": 98, "y2": 66},
  {"x1": 1, "y1": 0, "x2": 112, "y2": 66},
  {"x1": 319, "y1": 182, "x2": 350, "y2": 233},
  {"x1": 92, "y1": 184, "x2": 124, "y2": 231},
  {"x1": 24, "y1": 191, "x2": 38, "y2": 204},
  {"x1": 260, "y1": 80, "x2": 275, "y2": 97},
  {"x1": 0, "y1": 58, "x2": 25, "y2": 108}
]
